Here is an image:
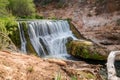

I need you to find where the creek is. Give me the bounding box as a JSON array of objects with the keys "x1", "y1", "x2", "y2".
[{"x1": 18, "y1": 20, "x2": 120, "y2": 80}]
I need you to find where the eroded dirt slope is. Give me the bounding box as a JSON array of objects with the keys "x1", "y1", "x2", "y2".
[{"x1": 0, "y1": 51, "x2": 103, "y2": 80}]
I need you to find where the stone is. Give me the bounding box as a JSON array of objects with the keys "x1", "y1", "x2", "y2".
[{"x1": 66, "y1": 40, "x2": 107, "y2": 60}]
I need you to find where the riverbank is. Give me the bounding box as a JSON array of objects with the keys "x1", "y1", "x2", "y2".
[{"x1": 0, "y1": 51, "x2": 103, "y2": 80}]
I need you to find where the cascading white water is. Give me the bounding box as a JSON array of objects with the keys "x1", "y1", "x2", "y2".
[
  {"x1": 28, "y1": 20, "x2": 76, "y2": 58},
  {"x1": 18, "y1": 22, "x2": 27, "y2": 53},
  {"x1": 19, "y1": 20, "x2": 76, "y2": 58}
]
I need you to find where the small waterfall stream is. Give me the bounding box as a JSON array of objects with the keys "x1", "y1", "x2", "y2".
[
  {"x1": 19, "y1": 20, "x2": 76, "y2": 59},
  {"x1": 18, "y1": 23, "x2": 27, "y2": 53},
  {"x1": 18, "y1": 20, "x2": 118, "y2": 79}
]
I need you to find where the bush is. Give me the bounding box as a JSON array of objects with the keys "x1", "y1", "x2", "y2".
[
  {"x1": 0, "y1": 16, "x2": 17, "y2": 35},
  {"x1": 0, "y1": 16, "x2": 19, "y2": 50},
  {"x1": 0, "y1": 16, "x2": 19, "y2": 46},
  {"x1": 0, "y1": 0, "x2": 9, "y2": 17},
  {"x1": 8, "y1": 0, "x2": 36, "y2": 18},
  {"x1": 0, "y1": 21, "x2": 8, "y2": 34},
  {"x1": 35, "y1": 14, "x2": 44, "y2": 19}
]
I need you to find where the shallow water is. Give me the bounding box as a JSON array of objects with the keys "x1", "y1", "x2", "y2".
[{"x1": 115, "y1": 61, "x2": 120, "y2": 77}]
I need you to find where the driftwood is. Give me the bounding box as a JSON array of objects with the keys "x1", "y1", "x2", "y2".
[{"x1": 107, "y1": 51, "x2": 120, "y2": 80}]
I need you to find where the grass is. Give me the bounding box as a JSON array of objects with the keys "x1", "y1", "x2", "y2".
[
  {"x1": 71, "y1": 76, "x2": 77, "y2": 80},
  {"x1": 55, "y1": 72, "x2": 61, "y2": 80},
  {"x1": 27, "y1": 66, "x2": 34, "y2": 73}
]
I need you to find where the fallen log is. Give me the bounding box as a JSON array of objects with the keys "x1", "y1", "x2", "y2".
[{"x1": 107, "y1": 51, "x2": 120, "y2": 80}]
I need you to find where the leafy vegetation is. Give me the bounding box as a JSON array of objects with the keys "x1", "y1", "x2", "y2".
[
  {"x1": 0, "y1": 0, "x2": 36, "y2": 34},
  {"x1": 8, "y1": 0, "x2": 36, "y2": 18},
  {"x1": 0, "y1": 0, "x2": 36, "y2": 48},
  {"x1": 0, "y1": 0, "x2": 9, "y2": 17}
]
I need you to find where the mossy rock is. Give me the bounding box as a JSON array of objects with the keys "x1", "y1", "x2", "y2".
[{"x1": 66, "y1": 40, "x2": 107, "y2": 60}]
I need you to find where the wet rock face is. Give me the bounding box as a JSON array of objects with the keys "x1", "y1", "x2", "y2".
[{"x1": 66, "y1": 40, "x2": 107, "y2": 60}]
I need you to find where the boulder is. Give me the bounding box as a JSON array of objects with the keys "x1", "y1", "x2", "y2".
[{"x1": 66, "y1": 40, "x2": 107, "y2": 60}]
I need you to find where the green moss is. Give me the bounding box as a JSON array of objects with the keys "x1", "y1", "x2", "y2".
[
  {"x1": 27, "y1": 66, "x2": 34, "y2": 73},
  {"x1": 21, "y1": 22, "x2": 37, "y2": 55},
  {"x1": 66, "y1": 40, "x2": 107, "y2": 60}
]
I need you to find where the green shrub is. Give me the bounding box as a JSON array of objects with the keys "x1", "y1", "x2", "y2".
[
  {"x1": 0, "y1": 21, "x2": 8, "y2": 34},
  {"x1": 0, "y1": 16, "x2": 20, "y2": 47},
  {"x1": 0, "y1": 16, "x2": 17, "y2": 34},
  {"x1": 35, "y1": 14, "x2": 44, "y2": 19},
  {"x1": 0, "y1": 16, "x2": 17, "y2": 50},
  {"x1": 0, "y1": 0, "x2": 9, "y2": 17},
  {"x1": 8, "y1": 0, "x2": 36, "y2": 18}
]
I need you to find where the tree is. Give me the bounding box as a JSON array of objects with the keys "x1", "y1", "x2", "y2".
[
  {"x1": 0, "y1": 0, "x2": 9, "y2": 17},
  {"x1": 8, "y1": 0, "x2": 35, "y2": 18}
]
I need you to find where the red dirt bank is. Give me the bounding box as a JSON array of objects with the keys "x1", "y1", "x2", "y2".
[{"x1": 0, "y1": 51, "x2": 103, "y2": 80}]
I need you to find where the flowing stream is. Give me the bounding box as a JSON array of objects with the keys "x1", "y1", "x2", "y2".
[
  {"x1": 19, "y1": 20, "x2": 76, "y2": 59},
  {"x1": 18, "y1": 23, "x2": 27, "y2": 53},
  {"x1": 18, "y1": 20, "x2": 120, "y2": 80}
]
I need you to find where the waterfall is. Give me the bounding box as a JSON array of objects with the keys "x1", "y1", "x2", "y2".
[
  {"x1": 19, "y1": 20, "x2": 76, "y2": 58},
  {"x1": 18, "y1": 22, "x2": 27, "y2": 53}
]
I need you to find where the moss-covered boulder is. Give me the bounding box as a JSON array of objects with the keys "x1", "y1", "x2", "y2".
[{"x1": 66, "y1": 40, "x2": 107, "y2": 60}]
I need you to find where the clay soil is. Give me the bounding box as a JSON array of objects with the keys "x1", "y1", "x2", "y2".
[{"x1": 0, "y1": 51, "x2": 103, "y2": 80}]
